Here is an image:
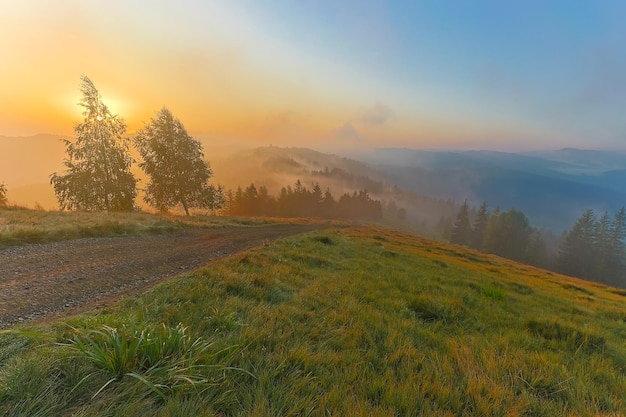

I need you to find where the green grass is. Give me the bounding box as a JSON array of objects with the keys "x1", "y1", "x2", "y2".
[
  {"x1": 0, "y1": 206, "x2": 311, "y2": 248},
  {"x1": 61, "y1": 323, "x2": 237, "y2": 403},
  {"x1": 2, "y1": 226, "x2": 626, "y2": 415}
]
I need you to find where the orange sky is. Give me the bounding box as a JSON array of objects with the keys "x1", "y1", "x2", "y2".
[
  {"x1": 0, "y1": 2, "x2": 380, "y2": 148},
  {"x1": 3, "y1": 1, "x2": 626, "y2": 210},
  {"x1": 2, "y1": 1, "x2": 625, "y2": 152}
]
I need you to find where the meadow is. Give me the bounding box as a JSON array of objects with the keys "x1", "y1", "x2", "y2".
[
  {"x1": 0, "y1": 205, "x2": 297, "y2": 249},
  {"x1": 1, "y1": 212, "x2": 625, "y2": 416}
]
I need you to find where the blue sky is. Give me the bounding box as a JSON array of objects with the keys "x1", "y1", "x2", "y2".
[
  {"x1": 1, "y1": 0, "x2": 625, "y2": 150},
  {"x1": 244, "y1": 0, "x2": 626, "y2": 149}
]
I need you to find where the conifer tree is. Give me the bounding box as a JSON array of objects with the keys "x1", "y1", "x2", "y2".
[
  {"x1": 526, "y1": 230, "x2": 548, "y2": 268},
  {"x1": 557, "y1": 208, "x2": 626, "y2": 285},
  {"x1": 611, "y1": 207, "x2": 626, "y2": 256},
  {"x1": 321, "y1": 188, "x2": 336, "y2": 218},
  {"x1": 608, "y1": 207, "x2": 626, "y2": 285},
  {"x1": 257, "y1": 185, "x2": 274, "y2": 216},
  {"x1": 594, "y1": 211, "x2": 612, "y2": 281},
  {"x1": 450, "y1": 200, "x2": 472, "y2": 246},
  {"x1": 483, "y1": 208, "x2": 531, "y2": 262},
  {"x1": 558, "y1": 209, "x2": 597, "y2": 279},
  {"x1": 471, "y1": 201, "x2": 489, "y2": 251}
]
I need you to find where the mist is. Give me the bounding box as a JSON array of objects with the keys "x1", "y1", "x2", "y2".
[{"x1": 3, "y1": 133, "x2": 626, "y2": 235}]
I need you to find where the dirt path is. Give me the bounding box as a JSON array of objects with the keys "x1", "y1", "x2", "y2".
[{"x1": 0, "y1": 224, "x2": 325, "y2": 328}]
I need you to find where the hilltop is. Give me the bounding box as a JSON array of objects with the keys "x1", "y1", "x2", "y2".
[{"x1": 0, "y1": 216, "x2": 624, "y2": 415}]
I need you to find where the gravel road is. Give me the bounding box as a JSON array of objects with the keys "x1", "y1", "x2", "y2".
[{"x1": 0, "y1": 224, "x2": 324, "y2": 328}]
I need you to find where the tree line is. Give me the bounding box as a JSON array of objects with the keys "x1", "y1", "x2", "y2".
[
  {"x1": 558, "y1": 208, "x2": 626, "y2": 287},
  {"x1": 224, "y1": 180, "x2": 383, "y2": 220},
  {"x1": 448, "y1": 201, "x2": 626, "y2": 286},
  {"x1": 49, "y1": 76, "x2": 223, "y2": 215},
  {"x1": 311, "y1": 167, "x2": 385, "y2": 194}
]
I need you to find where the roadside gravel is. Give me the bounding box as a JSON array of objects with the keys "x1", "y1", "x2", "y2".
[{"x1": 0, "y1": 223, "x2": 325, "y2": 328}]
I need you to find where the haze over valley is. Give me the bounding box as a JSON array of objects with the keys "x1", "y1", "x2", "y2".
[{"x1": 3, "y1": 133, "x2": 625, "y2": 234}]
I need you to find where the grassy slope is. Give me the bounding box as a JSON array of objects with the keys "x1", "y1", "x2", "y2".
[
  {"x1": 0, "y1": 206, "x2": 318, "y2": 249},
  {"x1": 1, "y1": 226, "x2": 626, "y2": 416}
]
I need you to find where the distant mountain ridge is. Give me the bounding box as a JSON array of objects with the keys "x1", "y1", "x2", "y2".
[
  {"x1": 525, "y1": 148, "x2": 626, "y2": 172},
  {"x1": 350, "y1": 147, "x2": 626, "y2": 231},
  {"x1": 3, "y1": 134, "x2": 625, "y2": 233}
]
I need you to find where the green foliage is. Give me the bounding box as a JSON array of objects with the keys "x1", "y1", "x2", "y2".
[
  {"x1": 50, "y1": 76, "x2": 137, "y2": 211},
  {"x1": 471, "y1": 201, "x2": 489, "y2": 250},
  {"x1": 225, "y1": 180, "x2": 383, "y2": 220},
  {"x1": 558, "y1": 207, "x2": 626, "y2": 286},
  {"x1": 134, "y1": 108, "x2": 223, "y2": 216},
  {"x1": 447, "y1": 203, "x2": 550, "y2": 270},
  {"x1": 450, "y1": 200, "x2": 472, "y2": 246},
  {"x1": 483, "y1": 208, "x2": 532, "y2": 262}
]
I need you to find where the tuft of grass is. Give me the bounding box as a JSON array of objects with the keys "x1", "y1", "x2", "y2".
[
  {"x1": 507, "y1": 282, "x2": 534, "y2": 295},
  {"x1": 432, "y1": 259, "x2": 448, "y2": 268},
  {"x1": 525, "y1": 319, "x2": 606, "y2": 353},
  {"x1": 0, "y1": 332, "x2": 33, "y2": 366},
  {"x1": 482, "y1": 284, "x2": 506, "y2": 300},
  {"x1": 57, "y1": 323, "x2": 242, "y2": 405},
  {"x1": 313, "y1": 235, "x2": 335, "y2": 245},
  {"x1": 407, "y1": 295, "x2": 465, "y2": 324},
  {"x1": 561, "y1": 283, "x2": 595, "y2": 296}
]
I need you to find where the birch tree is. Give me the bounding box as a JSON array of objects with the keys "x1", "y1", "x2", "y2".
[{"x1": 51, "y1": 76, "x2": 137, "y2": 211}]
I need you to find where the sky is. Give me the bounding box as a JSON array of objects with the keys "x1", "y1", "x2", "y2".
[{"x1": 1, "y1": 0, "x2": 626, "y2": 151}]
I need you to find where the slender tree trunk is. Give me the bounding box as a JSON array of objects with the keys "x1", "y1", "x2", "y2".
[{"x1": 181, "y1": 197, "x2": 190, "y2": 216}]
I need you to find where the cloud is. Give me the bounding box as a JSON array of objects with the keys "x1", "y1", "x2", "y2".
[
  {"x1": 359, "y1": 102, "x2": 392, "y2": 126},
  {"x1": 332, "y1": 122, "x2": 360, "y2": 141}
]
